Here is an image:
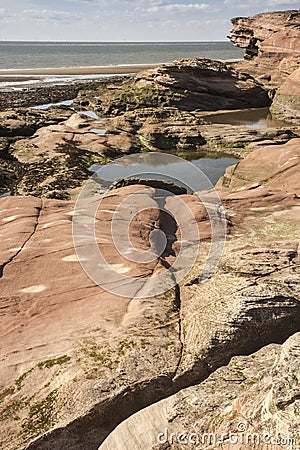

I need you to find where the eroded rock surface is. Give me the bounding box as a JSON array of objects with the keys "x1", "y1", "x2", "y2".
[
  {"x1": 75, "y1": 59, "x2": 270, "y2": 116},
  {"x1": 98, "y1": 107, "x2": 299, "y2": 158},
  {"x1": 100, "y1": 333, "x2": 300, "y2": 450},
  {"x1": 217, "y1": 137, "x2": 300, "y2": 195},
  {"x1": 229, "y1": 10, "x2": 300, "y2": 86},
  {"x1": 0, "y1": 107, "x2": 73, "y2": 138},
  {"x1": 0, "y1": 112, "x2": 139, "y2": 199},
  {"x1": 98, "y1": 141, "x2": 300, "y2": 450},
  {"x1": 0, "y1": 188, "x2": 183, "y2": 450},
  {"x1": 270, "y1": 67, "x2": 300, "y2": 124},
  {"x1": 1, "y1": 137, "x2": 299, "y2": 450}
]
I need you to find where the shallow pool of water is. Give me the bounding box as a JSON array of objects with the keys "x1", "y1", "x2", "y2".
[
  {"x1": 90, "y1": 127, "x2": 106, "y2": 135},
  {"x1": 32, "y1": 99, "x2": 74, "y2": 110},
  {"x1": 90, "y1": 153, "x2": 238, "y2": 193},
  {"x1": 31, "y1": 101, "x2": 100, "y2": 120},
  {"x1": 0, "y1": 192, "x2": 11, "y2": 198},
  {"x1": 204, "y1": 107, "x2": 288, "y2": 129},
  {"x1": 77, "y1": 110, "x2": 99, "y2": 119}
]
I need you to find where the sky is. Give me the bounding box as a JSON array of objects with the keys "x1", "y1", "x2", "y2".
[{"x1": 0, "y1": 0, "x2": 298, "y2": 41}]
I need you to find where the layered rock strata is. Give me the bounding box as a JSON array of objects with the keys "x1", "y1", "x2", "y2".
[
  {"x1": 270, "y1": 67, "x2": 300, "y2": 124},
  {"x1": 74, "y1": 59, "x2": 270, "y2": 116},
  {"x1": 100, "y1": 333, "x2": 300, "y2": 450},
  {"x1": 229, "y1": 10, "x2": 300, "y2": 86},
  {"x1": 0, "y1": 138, "x2": 299, "y2": 449}
]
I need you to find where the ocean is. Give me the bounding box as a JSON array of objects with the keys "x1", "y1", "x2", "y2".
[{"x1": 0, "y1": 41, "x2": 243, "y2": 70}]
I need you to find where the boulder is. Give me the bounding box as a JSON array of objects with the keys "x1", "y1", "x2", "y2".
[
  {"x1": 74, "y1": 59, "x2": 270, "y2": 116},
  {"x1": 216, "y1": 138, "x2": 300, "y2": 195},
  {"x1": 229, "y1": 10, "x2": 300, "y2": 86}
]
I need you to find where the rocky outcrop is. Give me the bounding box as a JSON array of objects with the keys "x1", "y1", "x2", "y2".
[
  {"x1": 99, "y1": 107, "x2": 299, "y2": 158},
  {"x1": 0, "y1": 112, "x2": 139, "y2": 199},
  {"x1": 72, "y1": 57, "x2": 300, "y2": 158},
  {"x1": 1, "y1": 138, "x2": 300, "y2": 449},
  {"x1": 229, "y1": 10, "x2": 300, "y2": 85},
  {"x1": 1, "y1": 102, "x2": 298, "y2": 198},
  {"x1": 98, "y1": 139, "x2": 300, "y2": 450},
  {"x1": 75, "y1": 59, "x2": 270, "y2": 116},
  {"x1": 0, "y1": 188, "x2": 181, "y2": 450},
  {"x1": 0, "y1": 78, "x2": 124, "y2": 112},
  {"x1": 270, "y1": 67, "x2": 300, "y2": 124},
  {"x1": 99, "y1": 332, "x2": 300, "y2": 450},
  {"x1": 0, "y1": 107, "x2": 73, "y2": 138},
  {"x1": 216, "y1": 137, "x2": 300, "y2": 195}
]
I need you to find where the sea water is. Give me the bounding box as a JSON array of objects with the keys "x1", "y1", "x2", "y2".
[{"x1": 0, "y1": 41, "x2": 243, "y2": 70}]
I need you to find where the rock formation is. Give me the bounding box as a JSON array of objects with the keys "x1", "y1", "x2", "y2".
[
  {"x1": 216, "y1": 137, "x2": 300, "y2": 195},
  {"x1": 0, "y1": 78, "x2": 124, "y2": 112},
  {"x1": 0, "y1": 111, "x2": 139, "y2": 199},
  {"x1": 229, "y1": 10, "x2": 300, "y2": 86},
  {"x1": 270, "y1": 67, "x2": 300, "y2": 124},
  {"x1": 100, "y1": 106, "x2": 299, "y2": 157},
  {"x1": 0, "y1": 10, "x2": 300, "y2": 450},
  {"x1": 0, "y1": 138, "x2": 299, "y2": 449},
  {"x1": 98, "y1": 138, "x2": 300, "y2": 450},
  {"x1": 0, "y1": 107, "x2": 73, "y2": 138},
  {"x1": 99, "y1": 333, "x2": 300, "y2": 450},
  {"x1": 75, "y1": 59, "x2": 270, "y2": 116}
]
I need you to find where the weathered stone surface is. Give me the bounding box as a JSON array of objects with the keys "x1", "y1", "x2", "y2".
[
  {"x1": 270, "y1": 68, "x2": 300, "y2": 124},
  {"x1": 1, "y1": 137, "x2": 300, "y2": 449},
  {"x1": 99, "y1": 107, "x2": 299, "y2": 158},
  {"x1": 229, "y1": 10, "x2": 300, "y2": 86},
  {"x1": 0, "y1": 107, "x2": 73, "y2": 138},
  {"x1": 2, "y1": 105, "x2": 298, "y2": 198},
  {"x1": 216, "y1": 138, "x2": 300, "y2": 195},
  {"x1": 0, "y1": 19, "x2": 299, "y2": 449},
  {"x1": 3, "y1": 113, "x2": 139, "y2": 199},
  {"x1": 100, "y1": 332, "x2": 300, "y2": 450},
  {"x1": 98, "y1": 139, "x2": 300, "y2": 450},
  {"x1": 75, "y1": 59, "x2": 270, "y2": 116},
  {"x1": 0, "y1": 188, "x2": 183, "y2": 450}
]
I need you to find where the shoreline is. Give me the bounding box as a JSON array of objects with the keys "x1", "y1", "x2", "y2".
[
  {"x1": 0, "y1": 76, "x2": 126, "y2": 111},
  {"x1": 0, "y1": 58, "x2": 242, "y2": 110},
  {"x1": 0, "y1": 63, "x2": 162, "y2": 78},
  {"x1": 0, "y1": 59, "x2": 242, "y2": 79}
]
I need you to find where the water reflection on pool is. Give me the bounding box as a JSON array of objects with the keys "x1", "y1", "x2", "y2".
[
  {"x1": 90, "y1": 152, "x2": 238, "y2": 193},
  {"x1": 204, "y1": 107, "x2": 288, "y2": 129}
]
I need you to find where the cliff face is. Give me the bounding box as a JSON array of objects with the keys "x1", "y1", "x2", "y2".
[
  {"x1": 229, "y1": 10, "x2": 300, "y2": 85},
  {"x1": 270, "y1": 67, "x2": 300, "y2": 123}
]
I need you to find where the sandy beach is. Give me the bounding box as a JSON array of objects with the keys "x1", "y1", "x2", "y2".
[{"x1": 0, "y1": 63, "x2": 161, "y2": 78}]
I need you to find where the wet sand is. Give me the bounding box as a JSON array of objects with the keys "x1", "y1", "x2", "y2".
[
  {"x1": 0, "y1": 77, "x2": 125, "y2": 111},
  {"x1": 0, "y1": 63, "x2": 161, "y2": 78}
]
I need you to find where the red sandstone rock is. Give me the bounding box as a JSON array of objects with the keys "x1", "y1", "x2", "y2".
[
  {"x1": 229, "y1": 10, "x2": 300, "y2": 85},
  {"x1": 270, "y1": 67, "x2": 300, "y2": 123}
]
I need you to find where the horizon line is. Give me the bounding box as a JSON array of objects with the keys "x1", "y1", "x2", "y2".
[{"x1": 0, "y1": 39, "x2": 230, "y2": 43}]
